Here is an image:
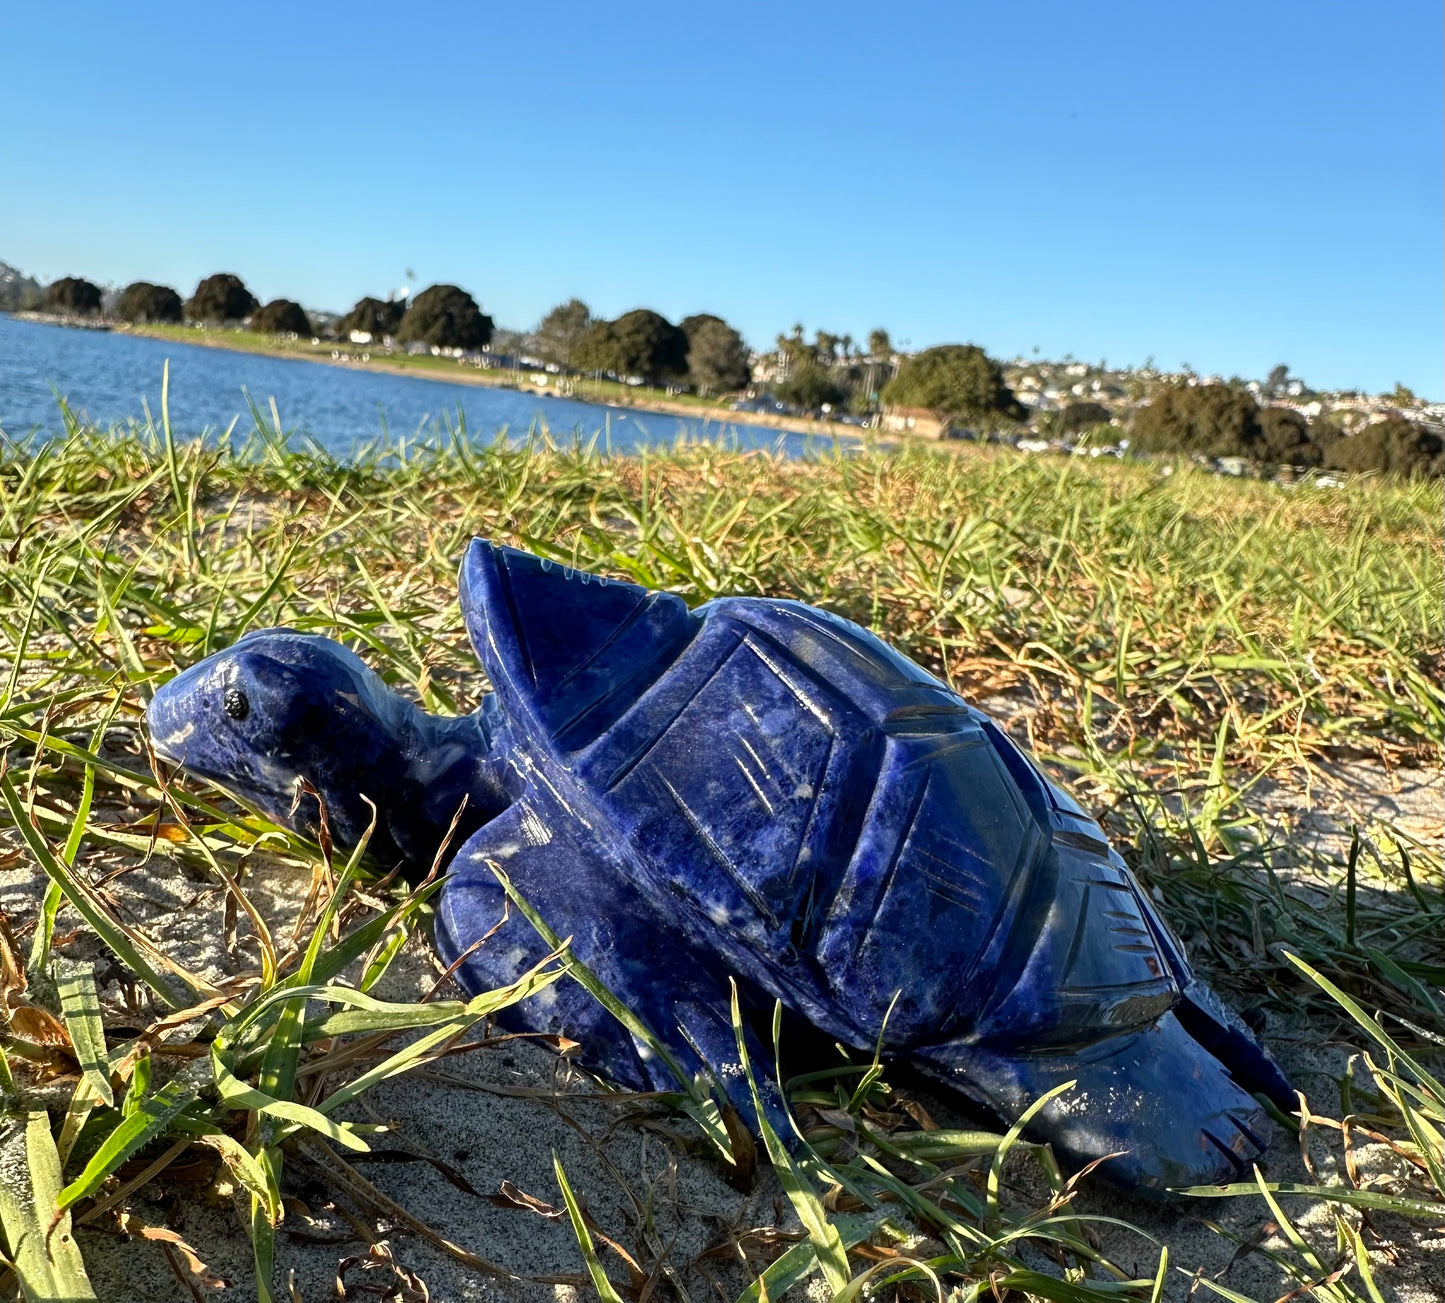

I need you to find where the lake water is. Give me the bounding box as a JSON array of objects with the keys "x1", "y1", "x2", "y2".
[{"x1": 0, "y1": 315, "x2": 841, "y2": 458}]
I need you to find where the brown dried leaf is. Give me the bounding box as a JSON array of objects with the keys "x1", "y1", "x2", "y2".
[
  {"x1": 118, "y1": 1210, "x2": 229, "y2": 1290},
  {"x1": 0, "y1": 910, "x2": 28, "y2": 1005},
  {"x1": 486, "y1": 1180, "x2": 563, "y2": 1219},
  {"x1": 134, "y1": 822, "x2": 189, "y2": 843},
  {"x1": 8, "y1": 1003, "x2": 74, "y2": 1049},
  {"x1": 900, "y1": 1098, "x2": 941, "y2": 1132}
]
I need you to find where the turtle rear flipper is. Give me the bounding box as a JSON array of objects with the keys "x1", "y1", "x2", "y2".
[
  {"x1": 1175, "y1": 978, "x2": 1295, "y2": 1111},
  {"x1": 915, "y1": 1010, "x2": 1273, "y2": 1195}
]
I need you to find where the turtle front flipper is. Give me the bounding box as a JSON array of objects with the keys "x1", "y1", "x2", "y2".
[
  {"x1": 914, "y1": 1010, "x2": 1273, "y2": 1195},
  {"x1": 459, "y1": 540, "x2": 697, "y2": 753},
  {"x1": 437, "y1": 795, "x2": 785, "y2": 1136}
]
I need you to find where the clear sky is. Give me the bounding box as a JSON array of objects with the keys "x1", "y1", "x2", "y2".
[{"x1": 3, "y1": 1, "x2": 1440, "y2": 395}]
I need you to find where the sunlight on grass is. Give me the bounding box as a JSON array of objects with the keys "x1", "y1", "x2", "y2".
[{"x1": 0, "y1": 408, "x2": 1439, "y2": 1300}]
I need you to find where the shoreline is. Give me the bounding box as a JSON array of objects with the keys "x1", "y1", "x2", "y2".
[{"x1": 102, "y1": 319, "x2": 882, "y2": 445}]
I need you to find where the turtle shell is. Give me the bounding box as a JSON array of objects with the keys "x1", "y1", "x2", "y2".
[{"x1": 455, "y1": 541, "x2": 1185, "y2": 1054}]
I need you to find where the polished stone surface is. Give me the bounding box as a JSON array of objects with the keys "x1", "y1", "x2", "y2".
[{"x1": 147, "y1": 540, "x2": 1294, "y2": 1194}]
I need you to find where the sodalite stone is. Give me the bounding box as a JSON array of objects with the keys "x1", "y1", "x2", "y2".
[{"x1": 146, "y1": 539, "x2": 1294, "y2": 1194}]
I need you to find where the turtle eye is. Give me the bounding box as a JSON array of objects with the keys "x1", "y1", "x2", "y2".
[{"x1": 223, "y1": 687, "x2": 250, "y2": 721}]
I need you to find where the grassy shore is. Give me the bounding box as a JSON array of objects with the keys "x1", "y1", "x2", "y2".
[
  {"x1": 0, "y1": 418, "x2": 1440, "y2": 1301},
  {"x1": 117, "y1": 321, "x2": 873, "y2": 442}
]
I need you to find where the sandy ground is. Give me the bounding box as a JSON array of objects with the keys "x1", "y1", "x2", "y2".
[{"x1": 0, "y1": 730, "x2": 1439, "y2": 1303}]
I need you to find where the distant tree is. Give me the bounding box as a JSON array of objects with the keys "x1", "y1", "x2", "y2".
[
  {"x1": 1389, "y1": 383, "x2": 1418, "y2": 408},
  {"x1": 1130, "y1": 383, "x2": 1263, "y2": 458},
  {"x1": 881, "y1": 344, "x2": 1025, "y2": 431},
  {"x1": 488, "y1": 327, "x2": 531, "y2": 358},
  {"x1": 1257, "y1": 406, "x2": 1322, "y2": 467},
  {"x1": 186, "y1": 273, "x2": 259, "y2": 323},
  {"x1": 574, "y1": 309, "x2": 687, "y2": 382},
  {"x1": 115, "y1": 281, "x2": 183, "y2": 323},
  {"x1": 776, "y1": 360, "x2": 844, "y2": 410},
  {"x1": 337, "y1": 296, "x2": 405, "y2": 340},
  {"x1": 251, "y1": 298, "x2": 313, "y2": 336},
  {"x1": 45, "y1": 276, "x2": 102, "y2": 315},
  {"x1": 679, "y1": 313, "x2": 724, "y2": 340},
  {"x1": 683, "y1": 315, "x2": 750, "y2": 395},
  {"x1": 534, "y1": 298, "x2": 593, "y2": 367},
  {"x1": 395, "y1": 284, "x2": 494, "y2": 350},
  {"x1": 1264, "y1": 364, "x2": 1291, "y2": 398},
  {"x1": 0, "y1": 261, "x2": 43, "y2": 311},
  {"x1": 1322, "y1": 418, "x2": 1442, "y2": 477},
  {"x1": 1056, "y1": 401, "x2": 1113, "y2": 435},
  {"x1": 867, "y1": 328, "x2": 892, "y2": 358},
  {"x1": 573, "y1": 321, "x2": 619, "y2": 373}
]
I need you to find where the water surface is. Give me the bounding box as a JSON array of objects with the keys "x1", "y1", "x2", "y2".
[{"x1": 0, "y1": 315, "x2": 840, "y2": 458}]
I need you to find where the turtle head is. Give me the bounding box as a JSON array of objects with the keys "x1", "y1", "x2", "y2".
[{"x1": 146, "y1": 629, "x2": 422, "y2": 856}]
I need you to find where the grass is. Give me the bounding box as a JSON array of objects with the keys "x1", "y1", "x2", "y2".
[{"x1": 0, "y1": 400, "x2": 1440, "y2": 1301}]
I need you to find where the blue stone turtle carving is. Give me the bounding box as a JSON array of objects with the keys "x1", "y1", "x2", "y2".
[{"x1": 147, "y1": 540, "x2": 1293, "y2": 1194}]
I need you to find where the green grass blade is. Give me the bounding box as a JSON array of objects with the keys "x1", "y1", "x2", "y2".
[
  {"x1": 1284, "y1": 953, "x2": 1442, "y2": 1104},
  {"x1": 192, "y1": 1130, "x2": 282, "y2": 1225},
  {"x1": 491, "y1": 863, "x2": 735, "y2": 1161},
  {"x1": 212, "y1": 1055, "x2": 368, "y2": 1152},
  {"x1": 987, "y1": 1079, "x2": 1076, "y2": 1229},
  {"x1": 316, "y1": 953, "x2": 566, "y2": 1117},
  {"x1": 56, "y1": 1078, "x2": 197, "y2": 1210},
  {"x1": 0, "y1": 1109, "x2": 98, "y2": 1301},
  {"x1": 1174, "y1": 1180, "x2": 1445, "y2": 1220},
  {"x1": 0, "y1": 766, "x2": 198, "y2": 1010},
  {"x1": 733, "y1": 1211, "x2": 896, "y2": 1303},
  {"x1": 553, "y1": 1153, "x2": 626, "y2": 1303},
  {"x1": 729, "y1": 983, "x2": 850, "y2": 1295},
  {"x1": 53, "y1": 960, "x2": 113, "y2": 1108}
]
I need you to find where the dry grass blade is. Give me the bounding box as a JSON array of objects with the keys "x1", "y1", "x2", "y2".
[{"x1": 295, "y1": 1136, "x2": 513, "y2": 1281}]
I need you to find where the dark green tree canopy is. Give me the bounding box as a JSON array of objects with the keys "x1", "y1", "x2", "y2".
[
  {"x1": 572, "y1": 321, "x2": 618, "y2": 373},
  {"x1": 1257, "y1": 406, "x2": 1321, "y2": 467},
  {"x1": 867, "y1": 328, "x2": 892, "y2": 358},
  {"x1": 1321, "y1": 418, "x2": 1443, "y2": 477},
  {"x1": 186, "y1": 273, "x2": 259, "y2": 323},
  {"x1": 534, "y1": 298, "x2": 593, "y2": 367},
  {"x1": 1125, "y1": 384, "x2": 1444, "y2": 475},
  {"x1": 1130, "y1": 384, "x2": 1264, "y2": 459},
  {"x1": 251, "y1": 299, "x2": 313, "y2": 337},
  {"x1": 574, "y1": 309, "x2": 687, "y2": 382},
  {"x1": 115, "y1": 282, "x2": 183, "y2": 324},
  {"x1": 881, "y1": 344, "x2": 1024, "y2": 429},
  {"x1": 337, "y1": 297, "x2": 405, "y2": 339},
  {"x1": 776, "y1": 360, "x2": 844, "y2": 411},
  {"x1": 683, "y1": 315, "x2": 750, "y2": 395},
  {"x1": 1056, "y1": 401, "x2": 1114, "y2": 435},
  {"x1": 395, "y1": 284, "x2": 494, "y2": 350},
  {"x1": 680, "y1": 313, "x2": 725, "y2": 340},
  {"x1": 0, "y1": 261, "x2": 43, "y2": 311},
  {"x1": 45, "y1": 276, "x2": 102, "y2": 315}
]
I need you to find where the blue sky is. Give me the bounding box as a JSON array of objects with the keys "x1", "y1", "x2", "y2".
[{"x1": 2, "y1": 2, "x2": 1440, "y2": 395}]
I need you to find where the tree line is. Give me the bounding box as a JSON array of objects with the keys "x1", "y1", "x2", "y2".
[
  {"x1": 24, "y1": 270, "x2": 1439, "y2": 476},
  {"x1": 1132, "y1": 383, "x2": 1442, "y2": 477}
]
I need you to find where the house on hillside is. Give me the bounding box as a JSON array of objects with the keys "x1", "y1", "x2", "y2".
[{"x1": 881, "y1": 406, "x2": 948, "y2": 438}]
